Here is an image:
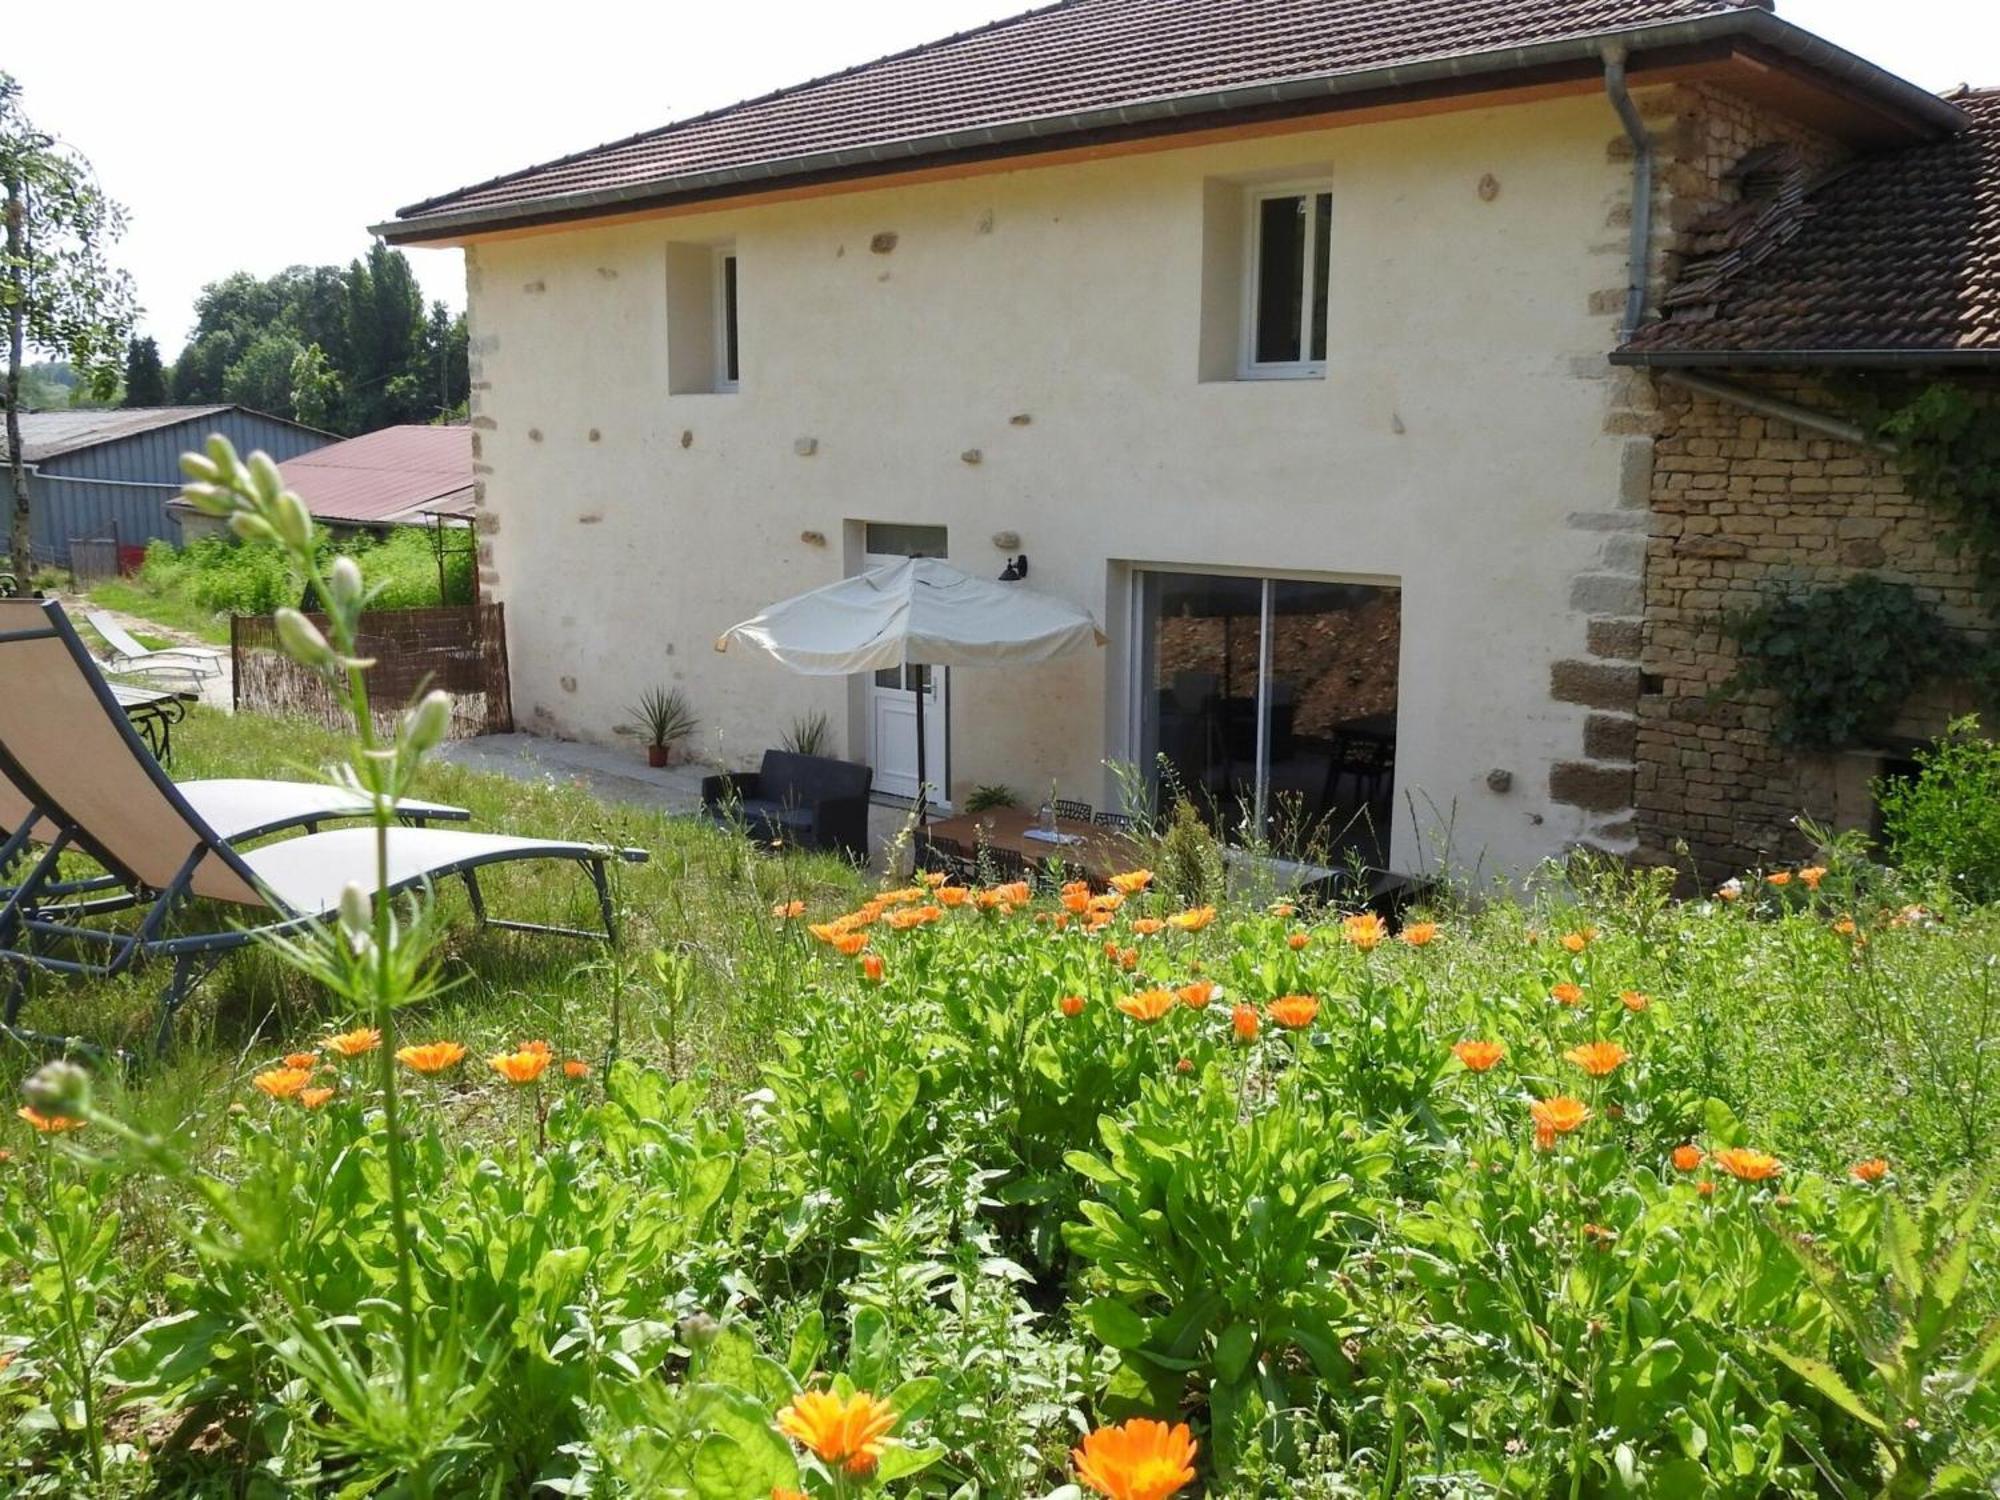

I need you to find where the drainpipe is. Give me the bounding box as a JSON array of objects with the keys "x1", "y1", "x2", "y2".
[{"x1": 1602, "y1": 44, "x2": 1652, "y2": 345}]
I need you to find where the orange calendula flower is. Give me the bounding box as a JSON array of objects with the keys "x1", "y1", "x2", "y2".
[
  {"x1": 1176, "y1": 979, "x2": 1216, "y2": 1009},
  {"x1": 563, "y1": 1059, "x2": 590, "y2": 1079},
  {"x1": 993, "y1": 880, "x2": 1031, "y2": 906},
  {"x1": 1059, "y1": 994, "x2": 1087, "y2": 1018},
  {"x1": 283, "y1": 1051, "x2": 319, "y2": 1070},
  {"x1": 1832, "y1": 916, "x2": 1858, "y2": 936},
  {"x1": 808, "y1": 921, "x2": 849, "y2": 944},
  {"x1": 1672, "y1": 1144, "x2": 1704, "y2": 1172},
  {"x1": 831, "y1": 931, "x2": 869, "y2": 956},
  {"x1": 936, "y1": 886, "x2": 970, "y2": 907},
  {"x1": 1452, "y1": 1039, "x2": 1505, "y2": 1072},
  {"x1": 1714, "y1": 1146, "x2": 1782, "y2": 1182},
  {"x1": 397, "y1": 1041, "x2": 467, "y2": 1075},
  {"x1": 1072, "y1": 1416, "x2": 1198, "y2": 1500},
  {"x1": 1116, "y1": 947, "x2": 1139, "y2": 970},
  {"x1": 1797, "y1": 866, "x2": 1826, "y2": 890},
  {"x1": 1267, "y1": 994, "x2": 1319, "y2": 1029},
  {"x1": 252, "y1": 1066, "x2": 314, "y2": 1101},
  {"x1": 1268, "y1": 900, "x2": 1297, "y2": 918},
  {"x1": 1175, "y1": 1056, "x2": 1193, "y2": 1074},
  {"x1": 1550, "y1": 982, "x2": 1584, "y2": 1007},
  {"x1": 1110, "y1": 870, "x2": 1153, "y2": 894},
  {"x1": 1286, "y1": 931, "x2": 1310, "y2": 950},
  {"x1": 325, "y1": 1027, "x2": 381, "y2": 1058},
  {"x1": 519, "y1": 1039, "x2": 552, "y2": 1059},
  {"x1": 771, "y1": 900, "x2": 806, "y2": 919},
  {"x1": 1619, "y1": 990, "x2": 1650, "y2": 1013},
  {"x1": 1062, "y1": 889, "x2": 1094, "y2": 914},
  {"x1": 300, "y1": 1087, "x2": 335, "y2": 1110},
  {"x1": 1529, "y1": 1095, "x2": 1591, "y2": 1149},
  {"x1": 1132, "y1": 917, "x2": 1165, "y2": 936},
  {"x1": 1090, "y1": 892, "x2": 1126, "y2": 914},
  {"x1": 773, "y1": 1489, "x2": 810, "y2": 1500},
  {"x1": 1717, "y1": 879, "x2": 1742, "y2": 902},
  {"x1": 775, "y1": 1389, "x2": 898, "y2": 1476},
  {"x1": 1560, "y1": 930, "x2": 1589, "y2": 953},
  {"x1": 1231, "y1": 1003, "x2": 1260, "y2": 1042},
  {"x1": 1766, "y1": 871, "x2": 1792, "y2": 887},
  {"x1": 1850, "y1": 1157, "x2": 1889, "y2": 1183},
  {"x1": 1698, "y1": 1180, "x2": 1717, "y2": 1198},
  {"x1": 1563, "y1": 1040, "x2": 1628, "y2": 1077},
  {"x1": 1117, "y1": 989, "x2": 1176, "y2": 1023},
  {"x1": 917, "y1": 870, "x2": 947, "y2": 888},
  {"x1": 860, "y1": 952, "x2": 886, "y2": 983},
  {"x1": 1581, "y1": 1222, "x2": 1619, "y2": 1245},
  {"x1": 1399, "y1": 921, "x2": 1438, "y2": 947},
  {"x1": 1341, "y1": 912, "x2": 1386, "y2": 950},
  {"x1": 490, "y1": 1049, "x2": 552, "y2": 1085},
  {"x1": 17, "y1": 1106, "x2": 85, "y2": 1134},
  {"x1": 1167, "y1": 906, "x2": 1215, "y2": 932}
]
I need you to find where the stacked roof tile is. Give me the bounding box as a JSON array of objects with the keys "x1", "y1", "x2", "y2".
[
  {"x1": 393, "y1": 0, "x2": 1762, "y2": 230},
  {"x1": 1619, "y1": 87, "x2": 2000, "y2": 362}
]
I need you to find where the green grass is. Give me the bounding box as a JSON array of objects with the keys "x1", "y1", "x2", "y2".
[
  {"x1": 1, "y1": 706, "x2": 867, "y2": 1137},
  {"x1": 83, "y1": 580, "x2": 231, "y2": 647}
]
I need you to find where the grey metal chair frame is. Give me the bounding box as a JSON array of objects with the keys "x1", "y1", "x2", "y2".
[
  {"x1": 1052, "y1": 798, "x2": 1094, "y2": 823},
  {"x1": 0, "y1": 601, "x2": 645, "y2": 1057}
]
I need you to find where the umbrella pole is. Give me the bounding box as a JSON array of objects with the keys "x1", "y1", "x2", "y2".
[{"x1": 914, "y1": 668, "x2": 929, "y2": 826}]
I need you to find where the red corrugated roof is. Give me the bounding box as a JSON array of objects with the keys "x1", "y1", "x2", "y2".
[
  {"x1": 390, "y1": 0, "x2": 1779, "y2": 234},
  {"x1": 280, "y1": 426, "x2": 475, "y2": 526}
]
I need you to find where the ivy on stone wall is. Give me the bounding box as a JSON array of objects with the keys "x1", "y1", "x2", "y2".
[
  {"x1": 1724, "y1": 576, "x2": 1956, "y2": 749},
  {"x1": 1840, "y1": 377, "x2": 2000, "y2": 606}
]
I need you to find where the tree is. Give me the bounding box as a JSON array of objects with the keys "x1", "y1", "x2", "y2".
[
  {"x1": 121, "y1": 334, "x2": 166, "y2": 406},
  {"x1": 2, "y1": 73, "x2": 136, "y2": 586}
]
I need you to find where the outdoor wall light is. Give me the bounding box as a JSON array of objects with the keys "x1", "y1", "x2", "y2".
[{"x1": 999, "y1": 554, "x2": 1029, "y2": 582}]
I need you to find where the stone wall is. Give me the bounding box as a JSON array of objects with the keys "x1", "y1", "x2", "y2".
[
  {"x1": 1549, "y1": 82, "x2": 1853, "y2": 858},
  {"x1": 1635, "y1": 375, "x2": 1994, "y2": 878}
]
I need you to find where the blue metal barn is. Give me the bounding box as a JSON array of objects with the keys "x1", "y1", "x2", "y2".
[{"x1": 7, "y1": 406, "x2": 332, "y2": 567}]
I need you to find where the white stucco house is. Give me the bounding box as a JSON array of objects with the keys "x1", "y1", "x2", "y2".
[{"x1": 377, "y1": 0, "x2": 1996, "y2": 881}]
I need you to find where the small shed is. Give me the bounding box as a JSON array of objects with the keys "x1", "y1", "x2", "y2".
[{"x1": 6, "y1": 406, "x2": 333, "y2": 568}]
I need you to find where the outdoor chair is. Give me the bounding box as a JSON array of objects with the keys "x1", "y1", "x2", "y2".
[
  {"x1": 1093, "y1": 809, "x2": 1136, "y2": 833},
  {"x1": 0, "y1": 598, "x2": 646, "y2": 1055},
  {"x1": 85, "y1": 610, "x2": 226, "y2": 682},
  {"x1": 701, "y1": 750, "x2": 873, "y2": 860},
  {"x1": 1053, "y1": 798, "x2": 1094, "y2": 823},
  {"x1": 915, "y1": 832, "x2": 974, "y2": 884}
]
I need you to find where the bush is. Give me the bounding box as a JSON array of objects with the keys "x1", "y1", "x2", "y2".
[
  {"x1": 1879, "y1": 717, "x2": 2000, "y2": 900},
  {"x1": 135, "y1": 529, "x2": 472, "y2": 621}
]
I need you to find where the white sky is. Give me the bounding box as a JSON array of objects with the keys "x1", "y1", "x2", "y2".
[{"x1": 9, "y1": 0, "x2": 1998, "y2": 358}]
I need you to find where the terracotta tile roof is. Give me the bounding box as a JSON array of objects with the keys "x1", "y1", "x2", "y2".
[
  {"x1": 1619, "y1": 86, "x2": 2000, "y2": 364},
  {"x1": 279, "y1": 425, "x2": 474, "y2": 527},
  {"x1": 391, "y1": 0, "x2": 1772, "y2": 234}
]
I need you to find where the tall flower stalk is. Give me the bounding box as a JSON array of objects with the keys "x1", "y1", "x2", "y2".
[{"x1": 177, "y1": 436, "x2": 452, "y2": 1399}]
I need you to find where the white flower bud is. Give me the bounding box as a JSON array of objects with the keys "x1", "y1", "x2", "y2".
[
  {"x1": 205, "y1": 433, "x2": 241, "y2": 471},
  {"x1": 247, "y1": 451, "x2": 286, "y2": 504},
  {"x1": 271, "y1": 489, "x2": 314, "y2": 550},
  {"x1": 179, "y1": 452, "x2": 220, "y2": 483},
  {"x1": 178, "y1": 482, "x2": 233, "y2": 517},
  {"x1": 229, "y1": 511, "x2": 277, "y2": 543},
  {"x1": 274, "y1": 607, "x2": 336, "y2": 668},
  {"x1": 401, "y1": 689, "x2": 452, "y2": 755},
  {"x1": 338, "y1": 881, "x2": 371, "y2": 938},
  {"x1": 23, "y1": 1060, "x2": 92, "y2": 1118},
  {"x1": 329, "y1": 555, "x2": 364, "y2": 613}
]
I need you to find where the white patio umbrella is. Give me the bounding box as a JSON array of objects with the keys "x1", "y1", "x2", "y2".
[{"x1": 716, "y1": 556, "x2": 1104, "y2": 819}]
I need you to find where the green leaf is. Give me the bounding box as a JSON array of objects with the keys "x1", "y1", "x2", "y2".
[
  {"x1": 1081, "y1": 1298, "x2": 1151, "y2": 1352},
  {"x1": 1763, "y1": 1341, "x2": 1889, "y2": 1437},
  {"x1": 874, "y1": 1442, "x2": 945, "y2": 1482},
  {"x1": 1213, "y1": 1322, "x2": 1256, "y2": 1382}
]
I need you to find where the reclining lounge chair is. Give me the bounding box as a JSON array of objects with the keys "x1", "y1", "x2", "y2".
[{"x1": 0, "y1": 599, "x2": 646, "y2": 1054}]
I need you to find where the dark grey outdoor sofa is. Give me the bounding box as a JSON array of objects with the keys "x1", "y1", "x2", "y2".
[{"x1": 701, "y1": 750, "x2": 873, "y2": 860}]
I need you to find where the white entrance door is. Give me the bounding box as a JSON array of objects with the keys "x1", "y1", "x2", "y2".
[
  {"x1": 862, "y1": 524, "x2": 950, "y2": 805},
  {"x1": 869, "y1": 659, "x2": 946, "y2": 805}
]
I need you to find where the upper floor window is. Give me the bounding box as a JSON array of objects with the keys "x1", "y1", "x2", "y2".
[
  {"x1": 1242, "y1": 184, "x2": 1331, "y2": 378},
  {"x1": 716, "y1": 249, "x2": 739, "y2": 391}
]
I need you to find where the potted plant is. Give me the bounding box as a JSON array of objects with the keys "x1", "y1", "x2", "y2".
[{"x1": 630, "y1": 686, "x2": 698, "y2": 767}]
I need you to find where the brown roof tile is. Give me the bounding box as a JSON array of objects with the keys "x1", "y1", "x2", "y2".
[
  {"x1": 279, "y1": 426, "x2": 474, "y2": 527},
  {"x1": 1620, "y1": 86, "x2": 2000, "y2": 363},
  {"x1": 392, "y1": 0, "x2": 1769, "y2": 233}
]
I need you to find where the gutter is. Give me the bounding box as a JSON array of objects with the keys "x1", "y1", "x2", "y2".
[
  {"x1": 1656, "y1": 370, "x2": 1881, "y2": 448},
  {"x1": 1612, "y1": 347, "x2": 2000, "y2": 370},
  {"x1": 1601, "y1": 44, "x2": 1652, "y2": 346},
  {"x1": 375, "y1": 9, "x2": 1966, "y2": 244}
]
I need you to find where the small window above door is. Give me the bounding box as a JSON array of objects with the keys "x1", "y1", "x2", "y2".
[{"x1": 864, "y1": 523, "x2": 948, "y2": 558}]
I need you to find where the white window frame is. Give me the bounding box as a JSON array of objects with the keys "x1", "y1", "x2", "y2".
[
  {"x1": 714, "y1": 246, "x2": 740, "y2": 392},
  {"x1": 1238, "y1": 182, "x2": 1332, "y2": 380}
]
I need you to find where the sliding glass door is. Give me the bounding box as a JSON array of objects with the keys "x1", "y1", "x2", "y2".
[{"x1": 1137, "y1": 569, "x2": 1401, "y2": 864}]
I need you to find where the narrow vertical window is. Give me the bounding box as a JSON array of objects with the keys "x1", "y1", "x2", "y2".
[
  {"x1": 717, "y1": 249, "x2": 740, "y2": 390},
  {"x1": 1243, "y1": 185, "x2": 1332, "y2": 377}
]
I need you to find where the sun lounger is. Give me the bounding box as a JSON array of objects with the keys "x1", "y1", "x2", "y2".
[
  {"x1": 0, "y1": 598, "x2": 645, "y2": 1054},
  {"x1": 85, "y1": 609, "x2": 226, "y2": 680}
]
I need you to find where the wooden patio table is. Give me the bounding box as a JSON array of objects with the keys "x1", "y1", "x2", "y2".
[{"x1": 923, "y1": 805, "x2": 1144, "y2": 884}]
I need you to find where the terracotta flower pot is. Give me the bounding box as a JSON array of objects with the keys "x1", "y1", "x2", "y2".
[{"x1": 647, "y1": 743, "x2": 670, "y2": 768}]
